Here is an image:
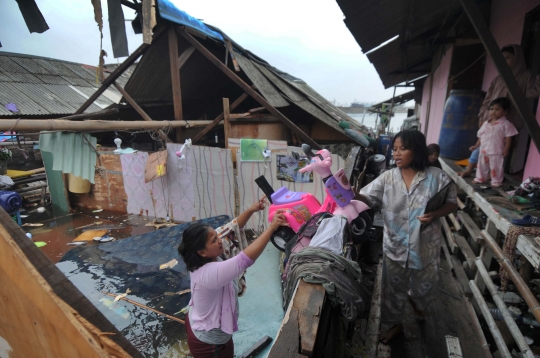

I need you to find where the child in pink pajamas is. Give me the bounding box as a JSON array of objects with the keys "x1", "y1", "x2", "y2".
[{"x1": 472, "y1": 97, "x2": 518, "y2": 187}]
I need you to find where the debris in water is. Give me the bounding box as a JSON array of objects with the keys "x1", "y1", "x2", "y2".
[
  {"x1": 93, "y1": 209, "x2": 103, "y2": 213},
  {"x1": 20, "y1": 215, "x2": 29, "y2": 218},
  {"x1": 114, "y1": 288, "x2": 131, "y2": 302},
  {"x1": 22, "y1": 223, "x2": 43, "y2": 227},
  {"x1": 99, "y1": 236, "x2": 115, "y2": 243},
  {"x1": 35, "y1": 242, "x2": 47, "y2": 247},
  {"x1": 160, "y1": 259, "x2": 178, "y2": 270},
  {"x1": 67, "y1": 242, "x2": 87, "y2": 246}
]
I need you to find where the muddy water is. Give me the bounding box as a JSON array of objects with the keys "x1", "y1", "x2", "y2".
[{"x1": 24, "y1": 209, "x2": 155, "y2": 263}]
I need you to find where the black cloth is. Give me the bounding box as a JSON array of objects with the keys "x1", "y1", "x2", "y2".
[
  {"x1": 283, "y1": 247, "x2": 370, "y2": 322},
  {"x1": 15, "y1": 0, "x2": 49, "y2": 33},
  {"x1": 107, "y1": 0, "x2": 129, "y2": 58}
]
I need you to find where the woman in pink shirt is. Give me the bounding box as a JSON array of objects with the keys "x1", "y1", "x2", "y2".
[
  {"x1": 178, "y1": 202, "x2": 286, "y2": 358},
  {"x1": 472, "y1": 97, "x2": 518, "y2": 187}
]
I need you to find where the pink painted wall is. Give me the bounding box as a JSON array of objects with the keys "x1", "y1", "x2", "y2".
[
  {"x1": 482, "y1": 0, "x2": 540, "y2": 178},
  {"x1": 524, "y1": 101, "x2": 540, "y2": 179},
  {"x1": 420, "y1": 46, "x2": 454, "y2": 144}
]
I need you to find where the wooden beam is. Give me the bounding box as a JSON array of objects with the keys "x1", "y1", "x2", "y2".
[
  {"x1": 168, "y1": 26, "x2": 184, "y2": 142},
  {"x1": 112, "y1": 82, "x2": 170, "y2": 142},
  {"x1": 177, "y1": 27, "x2": 321, "y2": 150},
  {"x1": 365, "y1": 257, "x2": 383, "y2": 356},
  {"x1": 191, "y1": 91, "x2": 250, "y2": 144},
  {"x1": 457, "y1": 211, "x2": 483, "y2": 244},
  {"x1": 177, "y1": 46, "x2": 196, "y2": 68},
  {"x1": 142, "y1": 0, "x2": 155, "y2": 44},
  {"x1": 75, "y1": 26, "x2": 165, "y2": 114},
  {"x1": 223, "y1": 98, "x2": 232, "y2": 148},
  {"x1": 460, "y1": 0, "x2": 540, "y2": 153},
  {"x1": 440, "y1": 217, "x2": 459, "y2": 254},
  {"x1": 454, "y1": 233, "x2": 477, "y2": 270}
]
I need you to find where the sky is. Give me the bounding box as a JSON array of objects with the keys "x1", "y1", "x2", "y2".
[{"x1": 0, "y1": 0, "x2": 411, "y2": 106}]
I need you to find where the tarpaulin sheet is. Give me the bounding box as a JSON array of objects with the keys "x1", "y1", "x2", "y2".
[
  {"x1": 156, "y1": 0, "x2": 224, "y2": 42},
  {"x1": 57, "y1": 215, "x2": 231, "y2": 357}
]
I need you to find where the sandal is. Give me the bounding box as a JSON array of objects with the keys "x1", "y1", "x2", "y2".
[{"x1": 511, "y1": 214, "x2": 540, "y2": 226}]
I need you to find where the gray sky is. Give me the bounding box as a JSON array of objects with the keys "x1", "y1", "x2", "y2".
[{"x1": 0, "y1": 0, "x2": 410, "y2": 105}]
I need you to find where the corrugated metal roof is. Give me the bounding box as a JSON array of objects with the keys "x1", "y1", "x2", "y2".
[
  {"x1": 336, "y1": 0, "x2": 465, "y2": 88},
  {"x1": 0, "y1": 52, "x2": 133, "y2": 116}
]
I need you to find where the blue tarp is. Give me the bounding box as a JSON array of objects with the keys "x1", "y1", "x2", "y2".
[{"x1": 156, "y1": 0, "x2": 224, "y2": 42}]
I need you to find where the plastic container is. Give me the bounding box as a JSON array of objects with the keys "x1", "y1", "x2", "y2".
[
  {"x1": 0, "y1": 190, "x2": 22, "y2": 212},
  {"x1": 67, "y1": 173, "x2": 91, "y2": 194},
  {"x1": 439, "y1": 90, "x2": 484, "y2": 160}
]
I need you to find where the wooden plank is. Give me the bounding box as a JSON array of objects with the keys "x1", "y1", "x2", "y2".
[
  {"x1": 192, "y1": 91, "x2": 250, "y2": 144},
  {"x1": 177, "y1": 46, "x2": 195, "y2": 68},
  {"x1": 72, "y1": 229, "x2": 108, "y2": 242},
  {"x1": 113, "y1": 82, "x2": 170, "y2": 142},
  {"x1": 446, "y1": 335, "x2": 463, "y2": 357},
  {"x1": 448, "y1": 213, "x2": 462, "y2": 231},
  {"x1": 457, "y1": 211, "x2": 483, "y2": 244},
  {"x1": 293, "y1": 281, "x2": 326, "y2": 356},
  {"x1": 223, "y1": 98, "x2": 231, "y2": 149},
  {"x1": 441, "y1": 217, "x2": 459, "y2": 254},
  {"x1": 177, "y1": 27, "x2": 321, "y2": 150},
  {"x1": 450, "y1": 256, "x2": 473, "y2": 297},
  {"x1": 142, "y1": 0, "x2": 154, "y2": 44},
  {"x1": 365, "y1": 257, "x2": 383, "y2": 356},
  {"x1": 457, "y1": 197, "x2": 466, "y2": 210},
  {"x1": 168, "y1": 26, "x2": 184, "y2": 142},
  {"x1": 439, "y1": 259, "x2": 491, "y2": 358},
  {"x1": 268, "y1": 282, "x2": 308, "y2": 358},
  {"x1": 454, "y1": 233, "x2": 477, "y2": 270},
  {"x1": 239, "y1": 336, "x2": 273, "y2": 358},
  {"x1": 0, "y1": 210, "x2": 136, "y2": 357},
  {"x1": 226, "y1": 40, "x2": 240, "y2": 71}
]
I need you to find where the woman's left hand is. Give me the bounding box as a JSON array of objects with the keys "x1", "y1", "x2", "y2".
[{"x1": 416, "y1": 213, "x2": 436, "y2": 224}]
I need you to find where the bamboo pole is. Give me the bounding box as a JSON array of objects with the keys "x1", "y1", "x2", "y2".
[
  {"x1": 481, "y1": 229, "x2": 540, "y2": 324},
  {"x1": 469, "y1": 281, "x2": 512, "y2": 358},
  {"x1": 463, "y1": 296, "x2": 492, "y2": 358},
  {"x1": 102, "y1": 292, "x2": 184, "y2": 324},
  {"x1": 476, "y1": 258, "x2": 535, "y2": 358},
  {"x1": 0, "y1": 119, "x2": 216, "y2": 132}
]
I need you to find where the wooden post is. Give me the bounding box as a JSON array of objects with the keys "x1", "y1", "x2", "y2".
[
  {"x1": 168, "y1": 26, "x2": 184, "y2": 142},
  {"x1": 141, "y1": 0, "x2": 155, "y2": 44},
  {"x1": 192, "y1": 91, "x2": 250, "y2": 144},
  {"x1": 223, "y1": 98, "x2": 231, "y2": 148},
  {"x1": 460, "y1": 0, "x2": 540, "y2": 152},
  {"x1": 474, "y1": 219, "x2": 495, "y2": 294},
  {"x1": 177, "y1": 26, "x2": 321, "y2": 150},
  {"x1": 112, "y1": 82, "x2": 170, "y2": 142}
]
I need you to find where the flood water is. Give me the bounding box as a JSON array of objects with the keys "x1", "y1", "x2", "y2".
[{"x1": 26, "y1": 208, "x2": 195, "y2": 357}]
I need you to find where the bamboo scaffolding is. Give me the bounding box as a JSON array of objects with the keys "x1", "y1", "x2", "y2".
[
  {"x1": 102, "y1": 292, "x2": 185, "y2": 324},
  {"x1": 469, "y1": 281, "x2": 512, "y2": 358},
  {"x1": 0, "y1": 119, "x2": 216, "y2": 132},
  {"x1": 481, "y1": 229, "x2": 540, "y2": 324},
  {"x1": 476, "y1": 258, "x2": 534, "y2": 358}
]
